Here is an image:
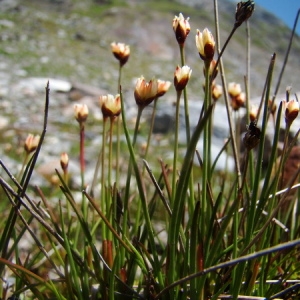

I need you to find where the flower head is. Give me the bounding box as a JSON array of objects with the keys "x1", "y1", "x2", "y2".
[
  {"x1": 285, "y1": 99, "x2": 299, "y2": 126},
  {"x1": 111, "y1": 42, "x2": 130, "y2": 67},
  {"x1": 134, "y1": 77, "x2": 158, "y2": 108},
  {"x1": 60, "y1": 152, "x2": 69, "y2": 172},
  {"x1": 74, "y1": 104, "x2": 89, "y2": 123},
  {"x1": 235, "y1": 1, "x2": 255, "y2": 27},
  {"x1": 249, "y1": 104, "x2": 258, "y2": 121},
  {"x1": 204, "y1": 59, "x2": 218, "y2": 81},
  {"x1": 212, "y1": 84, "x2": 223, "y2": 101},
  {"x1": 100, "y1": 94, "x2": 121, "y2": 119},
  {"x1": 157, "y1": 80, "x2": 172, "y2": 98},
  {"x1": 173, "y1": 13, "x2": 190, "y2": 45},
  {"x1": 228, "y1": 82, "x2": 245, "y2": 110},
  {"x1": 228, "y1": 82, "x2": 242, "y2": 98},
  {"x1": 174, "y1": 65, "x2": 192, "y2": 91},
  {"x1": 24, "y1": 134, "x2": 40, "y2": 154},
  {"x1": 195, "y1": 28, "x2": 215, "y2": 62},
  {"x1": 231, "y1": 92, "x2": 246, "y2": 111},
  {"x1": 268, "y1": 100, "x2": 277, "y2": 116}
]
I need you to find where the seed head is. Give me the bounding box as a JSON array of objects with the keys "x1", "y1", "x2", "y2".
[
  {"x1": 235, "y1": 1, "x2": 255, "y2": 27},
  {"x1": 243, "y1": 120, "x2": 261, "y2": 150}
]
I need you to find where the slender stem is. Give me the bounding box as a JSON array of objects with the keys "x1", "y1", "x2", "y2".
[
  {"x1": 179, "y1": 44, "x2": 191, "y2": 143},
  {"x1": 121, "y1": 105, "x2": 144, "y2": 267},
  {"x1": 143, "y1": 98, "x2": 158, "y2": 163},
  {"x1": 116, "y1": 63, "x2": 122, "y2": 185},
  {"x1": 211, "y1": 24, "x2": 238, "y2": 85},
  {"x1": 249, "y1": 53, "x2": 276, "y2": 236},
  {"x1": 272, "y1": 9, "x2": 300, "y2": 100},
  {"x1": 167, "y1": 105, "x2": 213, "y2": 295},
  {"x1": 172, "y1": 90, "x2": 182, "y2": 204},
  {"x1": 213, "y1": 0, "x2": 242, "y2": 188},
  {"x1": 79, "y1": 124, "x2": 85, "y2": 189},
  {"x1": 120, "y1": 91, "x2": 164, "y2": 290},
  {"x1": 17, "y1": 153, "x2": 29, "y2": 181},
  {"x1": 198, "y1": 59, "x2": 212, "y2": 300},
  {"x1": 180, "y1": 43, "x2": 195, "y2": 214},
  {"x1": 101, "y1": 119, "x2": 107, "y2": 240},
  {"x1": 108, "y1": 119, "x2": 114, "y2": 188},
  {"x1": 158, "y1": 238, "x2": 300, "y2": 299},
  {"x1": 0, "y1": 82, "x2": 49, "y2": 273},
  {"x1": 107, "y1": 118, "x2": 115, "y2": 241},
  {"x1": 201, "y1": 59, "x2": 211, "y2": 220}
]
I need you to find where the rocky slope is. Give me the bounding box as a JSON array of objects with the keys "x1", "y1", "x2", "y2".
[{"x1": 0, "y1": 0, "x2": 299, "y2": 182}]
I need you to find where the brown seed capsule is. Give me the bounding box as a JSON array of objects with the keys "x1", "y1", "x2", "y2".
[
  {"x1": 243, "y1": 120, "x2": 261, "y2": 150},
  {"x1": 235, "y1": 0, "x2": 255, "y2": 27}
]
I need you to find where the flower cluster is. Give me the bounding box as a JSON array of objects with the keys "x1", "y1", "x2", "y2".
[
  {"x1": 134, "y1": 77, "x2": 171, "y2": 108},
  {"x1": 228, "y1": 82, "x2": 245, "y2": 111}
]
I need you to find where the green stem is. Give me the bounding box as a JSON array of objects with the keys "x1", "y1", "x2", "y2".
[
  {"x1": 101, "y1": 119, "x2": 107, "y2": 240},
  {"x1": 201, "y1": 59, "x2": 212, "y2": 231},
  {"x1": 120, "y1": 91, "x2": 164, "y2": 290},
  {"x1": 121, "y1": 106, "x2": 143, "y2": 271},
  {"x1": 143, "y1": 98, "x2": 158, "y2": 163},
  {"x1": 180, "y1": 43, "x2": 195, "y2": 216},
  {"x1": 116, "y1": 63, "x2": 122, "y2": 185},
  {"x1": 246, "y1": 53, "x2": 276, "y2": 245},
  {"x1": 107, "y1": 118, "x2": 114, "y2": 241},
  {"x1": 172, "y1": 90, "x2": 182, "y2": 204},
  {"x1": 79, "y1": 124, "x2": 87, "y2": 219},
  {"x1": 167, "y1": 104, "x2": 213, "y2": 296}
]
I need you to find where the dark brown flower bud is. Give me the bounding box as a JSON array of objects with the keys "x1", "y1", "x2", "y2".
[
  {"x1": 243, "y1": 120, "x2": 261, "y2": 150},
  {"x1": 235, "y1": 1, "x2": 255, "y2": 27}
]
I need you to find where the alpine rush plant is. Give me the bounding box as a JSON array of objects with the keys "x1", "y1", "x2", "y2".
[{"x1": 0, "y1": 1, "x2": 300, "y2": 300}]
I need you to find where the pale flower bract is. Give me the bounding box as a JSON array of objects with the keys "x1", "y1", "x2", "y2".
[
  {"x1": 100, "y1": 94, "x2": 121, "y2": 119},
  {"x1": 195, "y1": 28, "x2": 215, "y2": 61},
  {"x1": 134, "y1": 76, "x2": 159, "y2": 108},
  {"x1": 174, "y1": 65, "x2": 192, "y2": 91},
  {"x1": 173, "y1": 13, "x2": 190, "y2": 45}
]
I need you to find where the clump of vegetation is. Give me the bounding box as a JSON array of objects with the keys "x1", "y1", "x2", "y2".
[{"x1": 0, "y1": 1, "x2": 299, "y2": 299}]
